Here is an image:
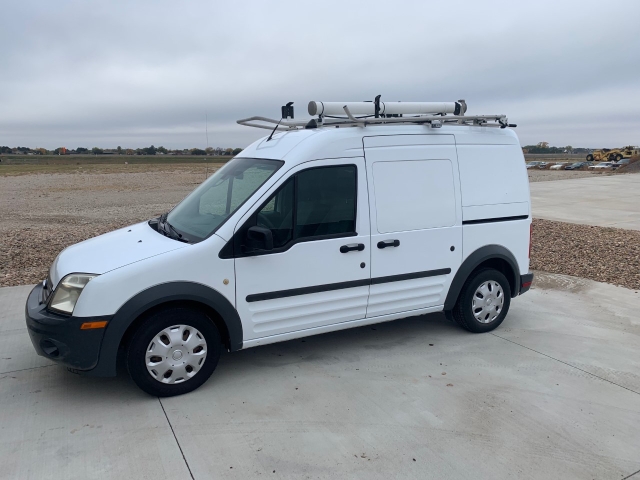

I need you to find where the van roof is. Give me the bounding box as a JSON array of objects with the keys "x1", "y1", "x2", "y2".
[{"x1": 237, "y1": 124, "x2": 520, "y2": 165}]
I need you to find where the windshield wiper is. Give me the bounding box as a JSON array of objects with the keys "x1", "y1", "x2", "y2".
[{"x1": 159, "y1": 213, "x2": 190, "y2": 243}]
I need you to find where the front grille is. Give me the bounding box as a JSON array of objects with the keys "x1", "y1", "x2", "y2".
[{"x1": 40, "y1": 275, "x2": 53, "y2": 305}]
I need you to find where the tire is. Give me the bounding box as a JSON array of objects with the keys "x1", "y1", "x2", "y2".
[
  {"x1": 586, "y1": 154, "x2": 593, "y2": 161},
  {"x1": 452, "y1": 268, "x2": 512, "y2": 333},
  {"x1": 616, "y1": 154, "x2": 623, "y2": 161},
  {"x1": 127, "y1": 307, "x2": 222, "y2": 397}
]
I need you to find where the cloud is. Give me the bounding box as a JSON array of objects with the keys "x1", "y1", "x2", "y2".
[{"x1": 1, "y1": 0, "x2": 638, "y2": 148}]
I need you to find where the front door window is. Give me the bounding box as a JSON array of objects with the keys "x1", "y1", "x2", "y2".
[{"x1": 239, "y1": 164, "x2": 357, "y2": 255}]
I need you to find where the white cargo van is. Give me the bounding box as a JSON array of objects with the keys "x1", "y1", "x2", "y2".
[{"x1": 26, "y1": 99, "x2": 533, "y2": 396}]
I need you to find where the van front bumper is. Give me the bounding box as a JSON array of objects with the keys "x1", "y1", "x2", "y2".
[{"x1": 25, "y1": 283, "x2": 111, "y2": 372}]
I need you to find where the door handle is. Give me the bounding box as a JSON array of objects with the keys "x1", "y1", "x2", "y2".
[
  {"x1": 377, "y1": 239, "x2": 400, "y2": 249},
  {"x1": 340, "y1": 243, "x2": 365, "y2": 253}
]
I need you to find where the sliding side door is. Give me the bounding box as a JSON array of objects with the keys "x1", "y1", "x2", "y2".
[{"x1": 364, "y1": 135, "x2": 462, "y2": 318}]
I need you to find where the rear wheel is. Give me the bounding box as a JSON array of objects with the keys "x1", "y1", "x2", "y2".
[
  {"x1": 452, "y1": 269, "x2": 511, "y2": 333},
  {"x1": 127, "y1": 307, "x2": 222, "y2": 397},
  {"x1": 616, "y1": 154, "x2": 623, "y2": 161}
]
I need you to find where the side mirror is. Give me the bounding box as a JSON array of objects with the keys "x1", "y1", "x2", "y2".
[{"x1": 245, "y1": 226, "x2": 274, "y2": 252}]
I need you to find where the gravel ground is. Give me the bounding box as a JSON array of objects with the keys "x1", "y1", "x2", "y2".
[
  {"x1": 530, "y1": 219, "x2": 640, "y2": 291},
  {"x1": 527, "y1": 169, "x2": 604, "y2": 182},
  {"x1": 0, "y1": 166, "x2": 214, "y2": 287},
  {"x1": 1, "y1": 165, "x2": 638, "y2": 290}
]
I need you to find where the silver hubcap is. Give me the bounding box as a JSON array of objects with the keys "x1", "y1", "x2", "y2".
[
  {"x1": 472, "y1": 280, "x2": 504, "y2": 324},
  {"x1": 146, "y1": 324, "x2": 207, "y2": 384}
]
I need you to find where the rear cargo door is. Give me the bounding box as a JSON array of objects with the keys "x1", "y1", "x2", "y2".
[{"x1": 364, "y1": 134, "x2": 462, "y2": 318}]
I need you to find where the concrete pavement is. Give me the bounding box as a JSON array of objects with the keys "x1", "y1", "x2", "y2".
[
  {"x1": 530, "y1": 174, "x2": 640, "y2": 230},
  {"x1": 1, "y1": 276, "x2": 639, "y2": 479}
]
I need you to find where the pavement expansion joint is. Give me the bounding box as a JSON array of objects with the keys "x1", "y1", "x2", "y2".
[
  {"x1": 158, "y1": 397, "x2": 195, "y2": 480},
  {"x1": 0, "y1": 364, "x2": 56, "y2": 376},
  {"x1": 622, "y1": 468, "x2": 640, "y2": 480},
  {"x1": 490, "y1": 333, "x2": 640, "y2": 396}
]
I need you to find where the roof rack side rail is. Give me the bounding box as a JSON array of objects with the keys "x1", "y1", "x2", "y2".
[
  {"x1": 237, "y1": 97, "x2": 515, "y2": 131},
  {"x1": 237, "y1": 116, "x2": 307, "y2": 131}
]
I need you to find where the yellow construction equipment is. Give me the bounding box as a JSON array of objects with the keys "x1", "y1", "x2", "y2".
[{"x1": 586, "y1": 146, "x2": 639, "y2": 162}]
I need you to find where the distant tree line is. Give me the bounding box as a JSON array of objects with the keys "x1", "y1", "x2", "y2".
[
  {"x1": 0, "y1": 145, "x2": 243, "y2": 156},
  {"x1": 522, "y1": 142, "x2": 590, "y2": 154}
]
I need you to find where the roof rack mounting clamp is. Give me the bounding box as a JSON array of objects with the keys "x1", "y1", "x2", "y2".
[
  {"x1": 374, "y1": 95, "x2": 381, "y2": 118},
  {"x1": 455, "y1": 99, "x2": 467, "y2": 116}
]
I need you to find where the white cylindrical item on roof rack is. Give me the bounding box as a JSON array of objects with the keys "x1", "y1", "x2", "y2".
[{"x1": 308, "y1": 101, "x2": 460, "y2": 117}]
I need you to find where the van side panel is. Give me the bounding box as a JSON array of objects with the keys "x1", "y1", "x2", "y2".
[
  {"x1": 462, "y1": 221, "x2": 530, "y2": 277},
  {"x1": 456, "y1": 144, "x2": 530, "y2": 208},
  {"x1": 456, "y1": 143, "x2": 531, "y2": 276}
]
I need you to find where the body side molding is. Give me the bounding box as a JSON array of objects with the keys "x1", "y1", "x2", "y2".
[
  {"x1": 462, "y1": 215, "x2": 529, "y2": 225},
  {"x1": 247, "y1": 268, "x2": 452, "y2": 303},
  {"x1": 89, "y1": 282, "x2": 243, "y2": 377},
  {"x1": 444, "y1": 245, "x2": 521, "y2": 311}
]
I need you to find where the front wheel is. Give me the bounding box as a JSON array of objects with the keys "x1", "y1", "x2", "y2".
[
  {"x1": 586, "y1": 154, "x2": 594, "y2": 161},
  {"x1": 127, "y1": 307, "x2": 222, "y2": 397},
  {"x1": 452, "y1": 269, "x2": 511, "y2": 333}
]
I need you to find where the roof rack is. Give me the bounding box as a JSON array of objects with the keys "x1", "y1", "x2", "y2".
[{"x1": 237, "y1": 96, "x2": 516, "y2": 133}]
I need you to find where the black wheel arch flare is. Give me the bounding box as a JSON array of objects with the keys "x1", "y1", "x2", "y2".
[
  {"x1": 90, "y1": 281, "x2": 243, "y2": 377},
  {"x1": 444, "y1": 245, "x2": 521, "y2": 311}
]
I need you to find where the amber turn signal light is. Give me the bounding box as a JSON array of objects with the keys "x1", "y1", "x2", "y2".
[{"x1": 80, "y1": 321, "x2": 108, "y2": 330}]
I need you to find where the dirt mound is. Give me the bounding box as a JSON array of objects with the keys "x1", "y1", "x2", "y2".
[{"x1": 615, "y1": 156, "x2": 640, "y2": 174}]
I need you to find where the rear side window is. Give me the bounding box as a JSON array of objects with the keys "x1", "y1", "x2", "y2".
[{"x1": 372, "y1": 159, "x2": 456, "y2": 233}]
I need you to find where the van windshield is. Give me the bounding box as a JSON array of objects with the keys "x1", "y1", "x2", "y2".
[{"x1": 167, "y1": 157, "x2": 283, "y2": 242}]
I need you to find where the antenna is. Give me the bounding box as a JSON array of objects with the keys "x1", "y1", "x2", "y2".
[
  {"x1": 205, "y1": 112, "x2": 209, "y2": 149},
  {"x1": 267, "y1": 102, "x2": 294, "y2": 142}
]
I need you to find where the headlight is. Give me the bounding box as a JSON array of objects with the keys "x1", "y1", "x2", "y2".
[{"x1": 49, "y1": 273, "x2": 98, "y2": 315}]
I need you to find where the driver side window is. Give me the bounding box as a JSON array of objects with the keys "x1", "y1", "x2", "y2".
[
  {"x1": 238, "y1": 164, "x2": 357, "y2": 255},
  {"x1": 256, "y1": 177, "x2": 294, "y2": 248}
]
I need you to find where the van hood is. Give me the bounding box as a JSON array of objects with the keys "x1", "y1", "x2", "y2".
[{"x1": 49, "y1": 221, "x2": 188, "y2": 287}]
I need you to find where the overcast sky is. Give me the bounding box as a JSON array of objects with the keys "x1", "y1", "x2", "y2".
[{"x1": 1, "y1": 0, "x2": 638, "y2": 149}]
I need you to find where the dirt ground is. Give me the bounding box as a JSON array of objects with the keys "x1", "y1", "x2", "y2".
[
  {"x1": 527, "y1": 169, "x2": 604, "y2": 182},
  {"x1": 1, "y1": 164, "x2": 638, "y2": 289},
  {"x1": 0, "y1": 165, "x2": 216, "y2": 286}
]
